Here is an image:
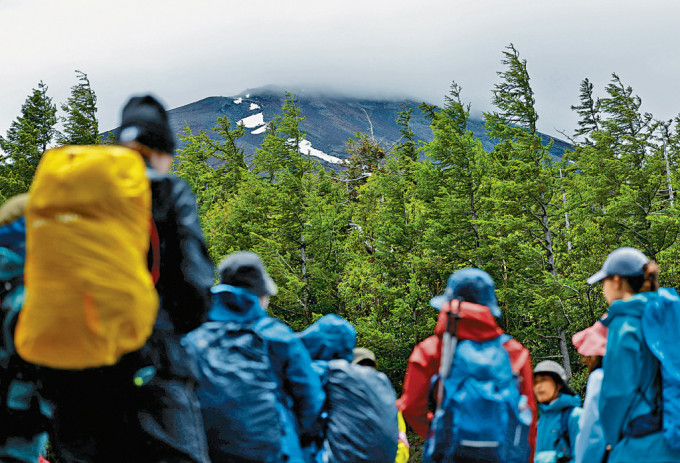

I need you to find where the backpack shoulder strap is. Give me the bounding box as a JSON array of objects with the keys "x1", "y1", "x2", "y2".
[{"x1": 556, "y1": 406, "x2": 574, "y2": 454}]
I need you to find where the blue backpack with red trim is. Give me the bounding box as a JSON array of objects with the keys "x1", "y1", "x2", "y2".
[{"x1": 423, "y1": 304, "x2": 532, "y2": 463}]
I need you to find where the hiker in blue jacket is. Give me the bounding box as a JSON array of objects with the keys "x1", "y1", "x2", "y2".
[
  {"x1": 184, "y1": 251, "x2": 325, "y2": 463},
  {"x1": 298, "y1": 314, "x2": 398, "y2": 463},
  {"x1": 0, "y1": 195, "x2": 50, "y2": 463},
  {"x1": 533, "y1": 360, "x2": 582, "y2": 463},
  {"x1": 572, "y1": 319, "x2": 607, "y2": 463},
  {"x1": 588, "y1": 247, "x2": 680, "y2": 462}
]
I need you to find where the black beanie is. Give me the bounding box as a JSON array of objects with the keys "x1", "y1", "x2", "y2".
[
  {"x1": 218, "y1": 251, "x2": 278, "y2": 297},
  {"x1": 118, "y1": 95, "x2": 175, "y2": 154}
]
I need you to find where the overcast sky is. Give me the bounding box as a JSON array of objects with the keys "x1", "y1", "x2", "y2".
[{"x1": 2, "y1": 0, "x2": 679, "y2": 140}]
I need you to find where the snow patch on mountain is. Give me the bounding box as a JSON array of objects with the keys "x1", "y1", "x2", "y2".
[
  {"x1": 297, "y1": 139, "x2": 342, "y2": 164},
  {"x1": 238, "y1": 112, "x2": 265, "y2": 129},
  {"x1": 251, "y1": 124, "x2": 267, "y2": 135},
  {"x1": 249, "y1": 103, "x2": 260, "y2": 110},
  {"x1": 233, "y1": 97, "x2": 243, "y2": 104}
]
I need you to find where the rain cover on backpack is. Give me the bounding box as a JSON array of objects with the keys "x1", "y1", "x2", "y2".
[
  {"x1": 15, "y1": 145, "x2": 158, "y2": 369},
  {"x1": 182, "y1": 319, "x2": 283, "y2": 463},
  {"x1": 423, "y1": 335, "x2": 531, "y2": 463},
  {"x1": 322, "y1": 360, "x2": 398, "y2": 463},
  {"x1": 642, "y1": 287, "x2": 680, "y2": 450}
]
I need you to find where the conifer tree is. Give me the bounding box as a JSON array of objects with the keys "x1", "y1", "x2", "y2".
[
  {"x1": 340, "y1": 132, "x2": 388, "y2": 200},
  {"x1": 59, "y1": 70, "x2": 100, "y2": 145},
  {"x1": 174, "y1": 116, "x2": 247, "y2": 214},
  {"x1": 484, "y1": 44, "x2": 573, "y2": 375},
  {"x1": 0, "y1": 81, "x2": 57, "y2": 198},
  {"x1": 571, "y1": 78, "x2": 600, "y2": 144},
  {"x1": 247, "y1": 93, "x2": 349, "y2": 327},
  {"x1": 422, "y1": 82, "x2": 486, "y2": 268}
]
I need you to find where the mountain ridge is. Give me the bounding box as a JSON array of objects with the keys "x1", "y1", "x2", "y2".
[{"x1": 112, "y1": 86, "x2": 572, "y2": 168}]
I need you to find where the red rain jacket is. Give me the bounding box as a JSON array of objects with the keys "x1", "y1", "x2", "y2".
[{"x1": 396, "y1": 300, "x2": 537, "y2": 460}]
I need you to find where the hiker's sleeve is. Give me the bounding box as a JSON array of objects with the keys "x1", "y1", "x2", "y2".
[
  {"x1": 504, "y1": 339, "x2": 537, "y2": 462},
  {"x1": 568, "y1": 407, "x2": 583, "y2": 458},
  {"x1": 599, "y1": 318, "x2": 641, "y2": 445},
  {"x1": 518, "y1": 350, "x2": 538, "y2": 462},
  {"x1": 285, "y1": 336, "x2": 325, "y2": 436},
  {"x1": 397, "y1": 336, "x2": 440, "y2": 440},
  {"x1": 169, "y1": 178, "x2": 214, "y2": 333},
  {"x1": 395, "y1": 411, "x2": 410, "y2": 463},
  {"x1": 575, "y1": 369, "x2": 605, "y2": 463}
]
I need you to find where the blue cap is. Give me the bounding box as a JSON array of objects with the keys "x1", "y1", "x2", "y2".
[
  {"x1": 430, "y1": 268, "x2": 501, "y2": 317},
  {"x1": 587, "y1": 247, "x2": 649, "y2": 285}
]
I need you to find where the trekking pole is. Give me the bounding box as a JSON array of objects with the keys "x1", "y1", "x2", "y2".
[{"x1": 436, "y1": 300, "x2": 460, "y2": 410}]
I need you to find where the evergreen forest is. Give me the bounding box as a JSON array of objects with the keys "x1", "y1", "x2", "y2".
[{"x1": 3, "y1": 45, "x2": 680, "y2": 423}]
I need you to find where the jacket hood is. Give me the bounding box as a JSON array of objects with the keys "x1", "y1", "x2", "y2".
[
  {"x1": 602, "y1": 292, "x2": 653, "y2": 326},
  {"x1": 298, "y1": 314, "x2": 356, "y2": 362},
  {"x1": 434, "y1": 300, "x2": 504, "y2": 341},
  {"x1": 208, "y1": 284, "x2": 267, "y2": 322},
  {"x1": 538, "y1": 392, "x2": 582, "y2": 414}
]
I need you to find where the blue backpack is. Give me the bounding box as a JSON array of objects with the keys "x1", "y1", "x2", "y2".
[
  {"x1": 423, "y1": 308, "x2": 532, "y2": 463},
  {"x1": 0, "y1": 245, "x2": 52, "y2": 450},
  {"x1": 639, "y1": 287, "x2": 680, "y2": 450},
  {"x1": 182, "y1": 319, "x2": 283, "y2": 463}
]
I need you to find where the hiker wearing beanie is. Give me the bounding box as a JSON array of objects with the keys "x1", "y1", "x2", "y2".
[
  {"x1": 532, "y1": 360, "x2": 582, "y2": 463},
  {"x1": 183, "y1": 252, "x2": 324, "y2": 463},
  {"x1": 587, "y1": 247, "x2": 680, "y2": 462},
  {"x1": 21, "y1": 95, "x2": 213, "y2": 462},
  {"x1": 397, "y1": 268, "x2": 536, "y2": 462},
  {"x1": 572, "y1": 319, "x2": 607, "y2": 463}
]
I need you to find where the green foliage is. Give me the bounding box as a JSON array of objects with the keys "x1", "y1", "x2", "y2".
[
  {"x1": 0, "y1": 81, "x2": 57, "y2": 199},
  {"x1": 59, "y1": 70, "x2": 100, "y2": 145},
  {"x1": 141, "y1": 46, "x2": 680, "y2": 414}
]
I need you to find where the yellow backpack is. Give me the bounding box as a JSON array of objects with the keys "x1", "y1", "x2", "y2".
[{"x1": 15, "y1": 145, "x2": 159, "y2": 369}]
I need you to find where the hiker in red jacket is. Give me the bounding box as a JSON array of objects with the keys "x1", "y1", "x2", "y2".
[{"x1": 397, "y1": 268, "x2": 537, "y2": 462}]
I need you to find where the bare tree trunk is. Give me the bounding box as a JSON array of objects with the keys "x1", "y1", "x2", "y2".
[
  {"x1": 300, "y1": 230, "x2": 311, "y2": 324},
  {"x1": 662, "y1": 126, "x2": 675, "y2": 207},
  {"x1": 559, "y1": 169, "x2": 572, "y2": 250},
  {"x1": 558, "y1": 328, "x2": 572, "y2": 378},
  {"x1": 542, "y1": 191, "x2": 571, "y2": 374}
]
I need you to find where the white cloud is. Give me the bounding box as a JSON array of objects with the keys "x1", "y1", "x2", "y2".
[
  {"x1": 1, "y1": 0, "x2": 680, "y2": 139},
  {"x1": 249, "y1": 103, "x2": 261, "y2": 110}
]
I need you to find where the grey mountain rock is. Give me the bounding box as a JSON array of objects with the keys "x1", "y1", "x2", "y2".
[{"x1": 110, "y1": 86, "x2": 571, "y2": 168}]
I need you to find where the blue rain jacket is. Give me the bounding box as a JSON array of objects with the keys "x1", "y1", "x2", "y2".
[
  {"x1": 600, "y1": 292, "x2": 680, "y2": 462},
  {"x1": 535, "y1": 393, "x2": 582, "y2": 463},
  {"x1": 574, "y1": 368, "x2": 605, "y2": 463},
  {"x1": 0, "y1": 216, "x2": 25, "y2": 257},
  {"x1": 189, "y1": 284, "x2": 325, "y2": 463},
  {"x1": 0, "y1": 218, "x2": 49, "y2": 463},
  {"x1": 299, "y1": 314, "x2": 356, "y2": 381}
]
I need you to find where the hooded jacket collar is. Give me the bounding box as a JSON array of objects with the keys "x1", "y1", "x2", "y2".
[
  {"x1": 602, "y1": 292, "x2": 656, "y2": 327},
  {"x1": 208, "y1": 284, "x2": 266, "y2": 322},
  {"x1": 298, "y1": 314, "x2": 356, "y2": 362},
  {"x1": 434, "y1": 300, "x2": 504, "y2": 341},
  {"x1": 538, "y1": 392, "x2": 581, "y2": 414}
]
